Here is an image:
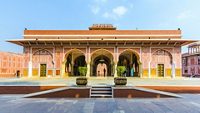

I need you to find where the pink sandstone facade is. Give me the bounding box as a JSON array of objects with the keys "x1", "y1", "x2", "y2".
[
  {"x1": 0, "y1": 52, "x2": 24, "y2": 77},
  {"x1": 6, "y1": 24, "x2": 195, "y2": 78},
  {"x1": 182, "y1": 42, "x2": 200, "y2": 77}
]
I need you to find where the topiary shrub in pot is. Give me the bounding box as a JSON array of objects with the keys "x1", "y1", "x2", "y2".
[
  {"x1": 114, "y1": 66, "x2": 127, "y2": 86},
  {"x1": 76, "y1": 66, "x2": 88, "y2": 86}
]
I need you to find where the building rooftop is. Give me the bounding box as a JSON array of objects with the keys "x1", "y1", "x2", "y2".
[
  {"x1": 188, "y1": 41, "x2": 200, "y2": 47},
  {"x1": 23, "y1": 24, "x2": 182, "y2": 39},
  {"x1": 6, "y1": 24, "x2": 197, "y2": 46}
]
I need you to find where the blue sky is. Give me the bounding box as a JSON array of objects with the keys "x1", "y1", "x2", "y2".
[{"x1": 0, "y1": 0, "x2": 199, "y2": 53}]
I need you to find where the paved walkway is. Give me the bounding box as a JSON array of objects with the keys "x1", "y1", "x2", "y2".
[
  {"x1": 1, "y1": 77, "x2": 200, "y2": 86},
  {"x1": 0, "y1": 94, "x2": 200, "y2": 113}
]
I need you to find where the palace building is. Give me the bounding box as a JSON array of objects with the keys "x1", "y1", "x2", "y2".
[
  {"x1": 7, "y1": 24, "x2": 195, "y2": 78},
  {"x1": 182, "y1": 42, "x2": 200, "y2": 77}
]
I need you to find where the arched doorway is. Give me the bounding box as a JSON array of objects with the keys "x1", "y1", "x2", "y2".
[
  {"x1": 118, "y1": 50, "x2": 140, "y2": 77},
  {"x1": 90, "y1": 49, "x2": 114, "y2": 77},
  {"x1": 73, "y1": 55, "x2": 86, "y2": 76},
  {"x1": 152, "y1": 49, "x2": 173, "y2": 77},
  {"x1": 32, "y1": 49, "x2": 53, "y2": 77},
  {"x1": 64, "y1": 49, "x2": 86, "y2": 76}
]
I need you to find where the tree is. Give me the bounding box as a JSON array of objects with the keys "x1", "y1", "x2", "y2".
[
  {"x1": 117, "y1": 66, "x2": 126, "y2": 76},
  {"x1": 78, "y1": 66, "x2": 87, "y2": 76}
]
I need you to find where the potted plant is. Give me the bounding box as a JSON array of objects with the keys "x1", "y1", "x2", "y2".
[
  {"x1": 76, "y1": 66, "x2": 88, "y2": 86},
  {"x1": 114, "y1": 66, "x2": 127, "y2": 86}
]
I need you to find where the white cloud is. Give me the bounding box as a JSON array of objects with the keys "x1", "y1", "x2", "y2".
[
  {"x1": 102, "y1": 12, "x2": 110, "y2": 18},
  {"x1": 90, "y1": 0, "x2": 108, "y2": 15},
  {"x1": 91, "y1": 6, "x2": 100, "y2": 15},
  {"x1": 112, "y1": 6, "x2": 127, "y2": 17},
  {"x1": 102, "y1": 6, "x2": 128, "y2": 19},
  {"x1": 89, "y1": 0, "x2": 129, "y2": 20},
  {"x1": 177, "y1": 11, "x2": 192, "y2": 20},
  {"x1": 129, "y1": 4, "x2": 134, "y2": 9},
  {"x1": 102, "y1": 12, "x2": 117, "y2": 20}
]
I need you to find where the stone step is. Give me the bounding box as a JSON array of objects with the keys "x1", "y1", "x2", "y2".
[
  {"x1": 91, "y1": 86, "x2": 112, "y2": 88},
  {"x1": 91, "y1": 88, "x2": 112, "y2": 91},
  {"x1": 91, "y1": 90, "x2": 112, "y2": 94},
  {"x1": 90, "y1": 94, "x2": 112, "y2": 98},
  {"x1": 90, "y1": 85, "x2": 113, "y2": 98}
]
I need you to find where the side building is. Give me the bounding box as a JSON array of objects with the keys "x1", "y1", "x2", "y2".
[
  {"x1": 182, "y1": 42, "x2": 200, "y2": 77},
  {"x1": 0, "y1": 51, "x2": 24, "y2": 77},
  {"x1": 7, "y1": 24, "x2": 195, "y2": 78}
]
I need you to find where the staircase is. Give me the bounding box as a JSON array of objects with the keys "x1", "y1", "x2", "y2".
[{"x1": 90, "y1": 85, "x2": 113, "y2": 98}]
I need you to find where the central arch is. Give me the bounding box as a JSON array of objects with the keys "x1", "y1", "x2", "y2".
[{"x1": 90, "y1": 49, "x2": 114, "y2": 77}]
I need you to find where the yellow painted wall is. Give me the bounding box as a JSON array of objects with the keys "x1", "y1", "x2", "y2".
[
  {"x1": 176, "y1": 68, "x2": 182, "y2": 77},
  {"x1": 23, "y1": 68, "x2": 28, "y2": 77},
  {"x1": 142, "y1": 69, "x2": 148, "y2": 77},
  {"x1": 32, "y1": 68, "x2": 38, "y2": 76},
  {"x1": 165, "y1": 68, "x2": 172, "y2": 77},
  {"x1": 151, "y1": 68, "x2": 156, "y2": 78}
]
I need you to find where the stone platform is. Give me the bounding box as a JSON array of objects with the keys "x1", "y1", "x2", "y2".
[{"x1": 0, "y1": 77, "x2": 200, "y2": 95}]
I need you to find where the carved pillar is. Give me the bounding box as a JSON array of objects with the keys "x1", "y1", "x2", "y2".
[
  {"x1": 148, "y1": 61, "x2": 151, "y2": 78},
  {"x1": 114, "y1": 46, "x2": 118, "y2": 77},
  {"x1": 172, "y1": 63, "x2": 176, "y2": 78},
  {"x1": 86, "y1": 63, "x2": 90, "y2": 77},
  {"x1": 28, "y1": 47, "x2": 32, "y2": 77},
  {"x1": 86, "y1": 46, "x2": 90, "y2": 77}
]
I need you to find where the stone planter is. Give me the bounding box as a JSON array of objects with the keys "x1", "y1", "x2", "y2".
[
  {"x1": 76, "y1": 77, "x2": 88, "y2": 86},
  {"x1": 114, "y1": 77, "x2": 127, "y2": 86}
]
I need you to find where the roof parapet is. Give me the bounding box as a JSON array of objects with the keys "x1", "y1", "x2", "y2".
[{"x1": 89, "y1": 24, "x2": 116, "y2": 30}]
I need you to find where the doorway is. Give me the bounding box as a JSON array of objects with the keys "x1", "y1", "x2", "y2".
[
  {"x1": 118, "y1": 50, "x2": 140, "y2": 77},
  {"x1": 91, "y1": 55, "x2": 112, "y2": 77},
  {"x1": 157, "y1": 64, "x2": 164, "y2": 77},
  {"x1": 96, "y1": 63, "x2": 107, "y2": 77},
  {"x1": 40, "y1": 64, "x2": 47, "y2": 77}
]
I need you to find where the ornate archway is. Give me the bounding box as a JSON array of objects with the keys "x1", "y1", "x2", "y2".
[
  {"x1": 32, "y1": 49, "x2": 53, "y2": 77},
  {"x1": 62, "y1": 49, "x2": 86, "y2": 76},
  {"x1": 90, "y1": 49, "x2": 114, "y2": 77},
  {"x1": 152, "y1": 49, "x2": 173, "y2": 77},
  {"x1": 118, "y1": 49, "x2": 140, "y2": 77}
]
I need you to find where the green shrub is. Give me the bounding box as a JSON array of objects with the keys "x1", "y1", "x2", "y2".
[
  {"x1": 117, "y1": 66, "x2": 126, "y2": 76},
  {"x1": 78, "y1": 66, "x2": 87, "y2": 76}
]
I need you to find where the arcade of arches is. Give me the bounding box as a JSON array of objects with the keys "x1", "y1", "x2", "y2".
[{"x1": 59, "y1": 48, "x2": 180, "y2": 78}]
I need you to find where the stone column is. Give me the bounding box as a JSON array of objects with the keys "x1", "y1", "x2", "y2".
[
  {"x1": 114, "y1": 62, "x2": 118, "y2": 77},
  {"x1": 114, "y1": 46, "x2": 118, "y2": 77},
  {"x1": 86, "y1": 46, "x2": 90, "y2": 77},
  {"x1": 148, "y1": 61, "x2": 151, "y2": 78},
  {"x1": 28, "y1": 47, "x2": 32, "y2": 77},
  {"x1": 188, "y1": 47, "x2": 190, "y2": 54},
  {"x1": 86, "y1": 63, "x2": 90, "y2": 77},
  {"x1": 172, "y1": 63, "x2": 176, "y2": 78},
  {"x1": 28, "y1": 61, "x2": 32, "y2": 77},
  {"x1": 53, "y1": 47, "x2": 55, "y2": 77},
  {"x1": 61, "y1": 62, "x2": 66, "y2": 77}
]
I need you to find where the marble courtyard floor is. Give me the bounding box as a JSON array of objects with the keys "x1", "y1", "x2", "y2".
[
  {"x1": 0, "y1": 77, "x2": 200, "y2": 112},
  {"x1": 0, "y1": 77, "x2": 200, "y2": 86},
  {"x1": 0, "y1": 94, "x2": 200, "y2": 113}
]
